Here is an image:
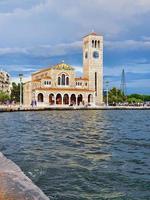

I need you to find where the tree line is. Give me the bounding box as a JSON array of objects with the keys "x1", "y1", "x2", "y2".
[
  {"x1": 103, "y1": 87, "x2": 150, "y2": 104},
  {"x1": 0, "y1": 82, "x2": 22, "y2": 104}
]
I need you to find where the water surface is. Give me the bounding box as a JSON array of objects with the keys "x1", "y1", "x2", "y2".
[{"x1": 0, "y1": 110, "x2": 150, "y2": 199}]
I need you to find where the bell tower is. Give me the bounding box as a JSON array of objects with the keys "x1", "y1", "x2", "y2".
[{"x1": 83, "y1": 32, "x2": 103, "y2": 105}]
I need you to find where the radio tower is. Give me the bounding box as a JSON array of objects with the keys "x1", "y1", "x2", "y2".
[{"x1": 120, "y1": 69, "x2": 127, "y2": 95}]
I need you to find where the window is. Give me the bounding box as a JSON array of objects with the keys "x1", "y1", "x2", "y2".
[
  {"x1": 44, "y1": 81, "x2": 51, "y2": 85},
  {"x1": 66, "y1": 77, "x2": 69, "y2": 85},
  {"x1": 85, "y1": 51, "x2": 88, "y2": 59},
  {"x1": 58, "y1": 74, "x2": 69, "y2": 86},
  {"x1": 62, "y1": 74, "x2": 65, "y2": 85},
  {"x1": 92, "y1": 40, "x2": 94, "y2": 47},
  {"x1": 58, "y1": 77, "x2": 61, "y2": 85},
  {"x1": 95, "y1": 72, "x2": 97, "y2": 96},
  {"x1": 98, "y1": 41, "x2": 100, "y2": 48},
  {"x1": 95, "y1": 40, "x2": 97, "y2": 48}
]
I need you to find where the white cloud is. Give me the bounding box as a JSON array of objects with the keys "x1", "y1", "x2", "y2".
[
  {"x1": 0, "y1": 0, "x2": 46, "y2": 14},
  {"x1": 104, "y1": 64, "x2": 150, "y2": 76},
  {"x1": 0, "y1": 47, "x2": 27, "y2": 55},
  {"x1": 0, "y1": 41, "x2": 82, "y2": 57},
  {"x1": 11, "y1": 75, "x2": 31, "y2": 84},
  {"x1": 106, "y1": 39, "x2": 150, "y2": 51},
  {"x1": 0, "y1": 0, "x2": 150, "y2": 48},
  {"x1": 29, "y1": 41, "x2": 82, "y2": 57},
  {"x1": 1, "y1": 37, "x2": 150, "y2": 58}
]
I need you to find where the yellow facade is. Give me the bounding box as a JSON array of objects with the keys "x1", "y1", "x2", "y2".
[{"x1": 23, "y1": 32, "x2": 103, "y2": 107}]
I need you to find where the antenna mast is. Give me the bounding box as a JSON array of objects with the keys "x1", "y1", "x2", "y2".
[{"x1": 120, "y1": 69, "x2": 127, "y2": 95}]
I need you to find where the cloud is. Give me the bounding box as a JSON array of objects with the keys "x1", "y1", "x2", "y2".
[
  {"x1": 106, "y1": 39, "x2": 150, "y2": 51},
  {"x1": 0, "y1": 0, "x2": 150, "y2": 47},
  {"x1": 0, "y1": 0, "x2": 46, "y2": 13},
  {"x1": 0, "y1": 0, "x2": 150, "y2": 94},
  {"x1": 11, "y1": 75, "x2": 31, "y2": 84},
  {"x1": 104, "y1": 64, "x2": 150, "y2": 76},
  {"x1": 0, "y1": 41, "x2": 81, "y2": 58}
]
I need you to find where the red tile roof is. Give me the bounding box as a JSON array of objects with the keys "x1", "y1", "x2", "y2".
[{"x1": 75, "y1": 77, "x2": 89, "y2": 81}]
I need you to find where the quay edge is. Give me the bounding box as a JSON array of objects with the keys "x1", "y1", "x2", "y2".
[
  {"x1": 0, "y1": 152, "x2": 50, "y2": 200},
  {"x1": 0, "y1": 106, "x2": 150, "y2": 112}
]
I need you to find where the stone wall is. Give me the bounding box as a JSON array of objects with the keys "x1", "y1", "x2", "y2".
[{"x1": 0, "y1": 152, "x2": 49, "y2": 200}]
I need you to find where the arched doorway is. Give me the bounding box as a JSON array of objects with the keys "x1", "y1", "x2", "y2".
[
  {"x1": 88, "y1": 94, "x2": 93, "y2": 103},
  {"x1": 70, "y1": 94, "x2": 76, "y2": 105},
  {"x1": 49, "y1": 93, "x2": 55, "y2": 105},
  {"x1": 38, "y1": 93, "x2": 44, "y2": 102},
  {"x1": 56, "y1": 93, "x2": 62, "y2": 105},
  {"x1": 63, "y1": 94, "x2": 69, "y2": 105},
  {"x1": 77, "y1": 94, "x2": 83, "y2": 105}
]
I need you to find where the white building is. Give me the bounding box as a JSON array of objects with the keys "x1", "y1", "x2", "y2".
[
  {"x1": 23, "y1": 32, "x2": 103, "y2": 107},
  {"x1": 0, "y1": 70, "x2": 11, "y2": 94}
]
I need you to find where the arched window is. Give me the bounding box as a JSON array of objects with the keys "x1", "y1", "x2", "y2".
[
  {"x1": 98, "y1": 40, "x2": 100, "y2": 48},
  {"x1": 38, "y1": 93, "x2": 44, "y2": 102},
  {"x1": 95, "y1": 40, "x2": 97, "y2": 48},
  {"x1": 62, "y1": 74, "x2": 66, "y2": 85},
  {"x1": 58, "y1": 77, "x2": 61, "y2": 85},
  {"x1": 92, "y1": 40, "x2": 94, "y2": 47},
  {"x1": 66, "y1": 77, "x2": 69, "y2": 85}
]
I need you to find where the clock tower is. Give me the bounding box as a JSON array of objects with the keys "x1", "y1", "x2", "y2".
[{"x1": 83, "y1": 32, "x2": 103, "y2": 105}]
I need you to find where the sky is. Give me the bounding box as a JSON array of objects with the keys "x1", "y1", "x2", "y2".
[{"x1": 0, "y1": 0, "x2": 150, "y2": 94}]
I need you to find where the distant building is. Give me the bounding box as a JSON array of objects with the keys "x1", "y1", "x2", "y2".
[
  {"x1": 23, "y1": 32, "x2": 103, "y2": 107},
  {"x1": 0, "y1": 70, "x2": 11, "y2": 94}
]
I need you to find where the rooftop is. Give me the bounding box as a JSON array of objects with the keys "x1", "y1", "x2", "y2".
[
  {"x1": 52, "y1": 63, "x2": 74, "y2": 71},
  {"x1": 32, "y1": 62, "x2": 74, "y2": 76},
  {"x1": 83, "y1": 32, "x2": 102, "y2": 38}
]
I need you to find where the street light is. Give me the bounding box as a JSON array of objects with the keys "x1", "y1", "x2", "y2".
[
  {"x1": 19, "y1": 74, "x2": 23, "y2": 108},
  {"x1": 105, "y1": 81, "x2": 109, "y2": 107}
]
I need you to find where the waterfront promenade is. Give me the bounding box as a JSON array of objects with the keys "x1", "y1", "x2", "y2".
[{"x1": 0, "y1": 105, "x2": 150, "y2": 112}]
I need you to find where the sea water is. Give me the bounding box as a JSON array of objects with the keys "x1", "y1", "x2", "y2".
[{"x1": 0, "y1": 110, "x2": 150, "y2": 200}]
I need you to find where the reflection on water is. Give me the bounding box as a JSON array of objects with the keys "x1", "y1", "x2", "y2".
[{"x1": 0, "y1": 110, "x2": 150, "y2": 200}]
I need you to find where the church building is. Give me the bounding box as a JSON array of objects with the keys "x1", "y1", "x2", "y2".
[{"x1": 23, "y1": 32, "x2": 103, "y2": 107}]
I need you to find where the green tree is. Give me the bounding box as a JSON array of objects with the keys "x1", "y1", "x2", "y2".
[
  {"x1": 11, "y1": 82, "x2": 22, "y2": 103},
  {"x1": 128, "y1": 94, "x2": 150, "y2": 102},
  {"x1": 127, "y1": 97, "x2": 143, "y2": 103},
  {"x1": 104, "y1": 87, "x2": 126, "y2": 104},
  {"x1": 0, "y1": 91, "x2": 10, "y2": 103}
]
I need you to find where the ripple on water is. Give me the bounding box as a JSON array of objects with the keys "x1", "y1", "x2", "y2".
[{"x1": 0, "y1": 110, "x2": 150, "y2": 200}]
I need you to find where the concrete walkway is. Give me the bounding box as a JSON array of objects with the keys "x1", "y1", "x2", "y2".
[{"x1": 0, "y1": 105, "x2": 150, "y2": 112}]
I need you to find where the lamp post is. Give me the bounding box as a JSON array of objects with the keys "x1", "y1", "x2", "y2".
[
  {"x1": 105, "y1": 81, "x2": 109, "y2": 107},
  {"x1": 19, "y1": 74, "x2": 23, "y2": 108}
]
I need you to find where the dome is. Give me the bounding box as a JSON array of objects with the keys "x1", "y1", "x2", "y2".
[{"x1": 52, "y1": 63, "x2": 74, "y2": 71}]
